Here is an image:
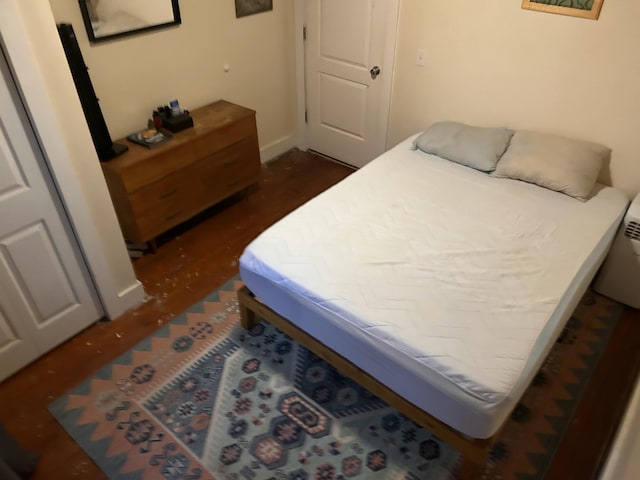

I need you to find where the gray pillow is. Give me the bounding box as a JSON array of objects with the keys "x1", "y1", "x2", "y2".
[
  {"x1": 493, "y1": 130, "x2": 609, "y2": 201},
  {"x1": 412, "y1": 121, "x2": 514, "y2": 172}
]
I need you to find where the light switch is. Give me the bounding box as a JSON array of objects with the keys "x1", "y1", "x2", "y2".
[{"x1": 416, "y1": 49, "x2": 426, "y2": 67}]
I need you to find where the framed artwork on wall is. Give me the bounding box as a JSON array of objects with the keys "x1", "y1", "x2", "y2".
[
  {"x1": 79, "y1": 0, "x2": 181, "y2": 43},
  {"x1": 235, "y1": 0, "x2": 273, "y2": 18},
  {"x1": 521, "y1": 0, "x2": 604, "y2": 20}
]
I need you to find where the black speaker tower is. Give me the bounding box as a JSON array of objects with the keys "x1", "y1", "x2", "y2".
[{"x1": 56, "y1": 23, "x2": 127, "y2": 161}]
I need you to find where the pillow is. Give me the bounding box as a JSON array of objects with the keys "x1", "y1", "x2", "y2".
[
  {"x1": 412, "y1": 121, "x2": 514, "y2": 172},
  {"x1": 493, "y1": 130, "x2": 609, "y2": 201}
]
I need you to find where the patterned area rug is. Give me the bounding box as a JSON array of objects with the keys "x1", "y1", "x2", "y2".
[{"x1": 50, "y1": 278, "x2": 622, "y2": 479}]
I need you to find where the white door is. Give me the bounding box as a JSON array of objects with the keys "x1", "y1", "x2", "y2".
[
  {"x1": 305, "y1": 0, "x2": 398, "y2": 168},
  {"x1": 0, "y1": 46, "x2": 102, "y2": 381}
]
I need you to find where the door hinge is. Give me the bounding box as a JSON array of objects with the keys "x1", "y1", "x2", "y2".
[
  {"x1": 305, "y1": 110, "x2": 308, "y2": 123},
  {"x1": 303, "y1": 26, "x2": 307, "y2": 41}
]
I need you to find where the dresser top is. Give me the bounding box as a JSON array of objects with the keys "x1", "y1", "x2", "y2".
[{"x1": 102, "y1": 100, "x2": 256, "y2": 173}]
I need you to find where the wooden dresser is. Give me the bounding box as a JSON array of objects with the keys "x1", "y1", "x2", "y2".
[{"x1": 101, "y1": 100, "x2": 260, "y2": 246}]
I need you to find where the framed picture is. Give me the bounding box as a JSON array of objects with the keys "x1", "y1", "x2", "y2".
[
  {"x1": 521, "y1": 0, "x2": 604, "y2": 20},
  {"x1": 235, "y1": 0, "x2": 273, "y2": 18},
  {"x1": 78, "y1": 0, "x2": 181, "y2": 43}
]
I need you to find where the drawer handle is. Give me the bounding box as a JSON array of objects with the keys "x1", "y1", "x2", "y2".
[
  {"x1": 165, "y1": 211, "x2": 182, "y2": 221},
  {"x1": 223, "y1": 156, "x2": 241, "y2": 166},
  {"x1": 159, "y1": 188, "x2": 178, "y2": 199}
]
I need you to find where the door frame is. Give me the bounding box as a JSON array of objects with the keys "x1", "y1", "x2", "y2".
[
  {"x1": 293, "y1": 0, "x2": 400, "y2": 159},
  {"x1": 0, "y1": 0, "x2": 145, "y2": 320}
]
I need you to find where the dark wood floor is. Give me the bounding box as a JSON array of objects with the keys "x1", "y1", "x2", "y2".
[{"x1": 0, "y1": 149, "x2": 638, "y2": 479}]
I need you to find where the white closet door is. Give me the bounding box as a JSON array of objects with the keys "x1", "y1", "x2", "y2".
[{"x1": 0, "y1": 45, "x2": 102, "y2": 381}]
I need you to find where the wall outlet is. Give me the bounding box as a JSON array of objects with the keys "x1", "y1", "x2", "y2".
[{"x1": 416, "y1": 49, "x2": 426, "y2": 67}]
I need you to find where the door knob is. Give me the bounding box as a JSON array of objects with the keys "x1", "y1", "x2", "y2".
[{"x1": 370, "y1": 66, "x2": 381, "y2": 79}]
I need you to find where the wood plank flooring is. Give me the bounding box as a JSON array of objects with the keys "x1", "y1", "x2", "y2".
[{"x1": 0, "y1": 149, "x2": 638, "y2": 479}]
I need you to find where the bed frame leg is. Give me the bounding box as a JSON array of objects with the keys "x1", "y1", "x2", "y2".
[{"x1": 238, "y1": 285, "x2": 259, "y2": 330}]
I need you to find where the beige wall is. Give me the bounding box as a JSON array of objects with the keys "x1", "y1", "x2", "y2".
[
  {"x1": 49, "y1": 0, "x2": 297, "y2": 154},
  {"x1": 389, "y1": 0, "x2": 640, "y2": 198}
]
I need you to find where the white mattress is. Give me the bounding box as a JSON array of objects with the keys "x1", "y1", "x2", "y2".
[{"x1": 240, "y1": 136, "x2": 628, "y2": 439}]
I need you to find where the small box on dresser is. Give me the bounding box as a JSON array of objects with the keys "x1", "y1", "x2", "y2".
[{"x1": 101, "y1": 100, "x2": 261, "y2": 246}]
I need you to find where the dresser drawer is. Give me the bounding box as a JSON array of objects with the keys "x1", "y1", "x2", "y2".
[
  {"x1": 135, "y1": 203, "x2": 195, "y2": 240},
  {"x1": 197, "y1": 137, "x2": 260, "y2": 190},
  {"x1": 129, "y1": 170, "x2": 197, "y2": 216},
  {"x1": 129, "y1": 170, "x2": 200, "y2": 238},
  {"x1": 120, "y1": 143, "x2": 198, "y2": 193},
  {"x1": 192, "y1": 115, "x2": 257, "y2": 160}
]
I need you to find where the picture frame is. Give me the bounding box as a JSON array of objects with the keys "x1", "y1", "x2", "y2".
[
  {"x1": 235, "y1": 0, "x2": 273, "y2": 18},
  {"x1": 521, "y1": 0, "x2": 604, "y2": 20},
  {"x1": 78, "y1": 0, "x2": 181, "y2": 43}
]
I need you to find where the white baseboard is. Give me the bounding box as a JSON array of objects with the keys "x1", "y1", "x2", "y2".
[
  {"x1": 103, "y1": 280, "x2": 146, "y2": 320},
  {"x1": 259, "y1": 134, "x2": 298, "y2": 163},
  {"x1": 599, "y1": 370, "x2": 640, "y2": 479}
]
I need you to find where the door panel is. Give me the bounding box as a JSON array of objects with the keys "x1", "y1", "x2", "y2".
[
  {"x1": 1, "y1": 223, "x2": 78, "y2": 323},
  {"x1": 0, "y1": 45, "x2": 102, "y2": 379},
  {"x1": 319, "y1": 73, "x2": 367, "y2": 137},
  {"x1": 320, "y1": 0, "x2": 372, "y2": 66},
  {"x1": 306, "y1": 0, "x2": 398, "y2": 168},
  {"x1": 0, "y1": 140, "x2": 26, "y2": 195},
  {"x1": 0, "y1": 301, "x2": 38, "y2": 377}
]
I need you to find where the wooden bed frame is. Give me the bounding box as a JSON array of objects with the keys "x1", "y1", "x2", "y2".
[{"x1": 238, "y1": 284, "x2": 508, "y2": 478}]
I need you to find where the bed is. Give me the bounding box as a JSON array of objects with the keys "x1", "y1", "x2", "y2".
[{"x1": 237, "y1": 126, "x2": 629, "y2": 476}]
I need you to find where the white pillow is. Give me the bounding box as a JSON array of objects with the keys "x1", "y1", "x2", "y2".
[
  {"x1": 412, "y1": 121, "x2": 514, "y2": 172},
  {"x1": 493, "y1": 131, "x2": 609, "y2": 201}
]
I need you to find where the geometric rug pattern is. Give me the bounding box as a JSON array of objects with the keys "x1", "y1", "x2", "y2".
[{"x1": 49, "y1": 278, "x2": 622, "y2": 479}]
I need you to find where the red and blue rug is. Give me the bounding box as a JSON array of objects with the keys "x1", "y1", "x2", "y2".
[{"x1": 49, "y1": 278, "x2": 621, "y2": 479}]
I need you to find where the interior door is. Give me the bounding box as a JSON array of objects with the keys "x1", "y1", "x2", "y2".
[
  {"x1": 0, "y1": 45, "x2": 103, "y2": 381},
  {"x1": 305, "y1": 0, "x2": 398, "y2": 168}
]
